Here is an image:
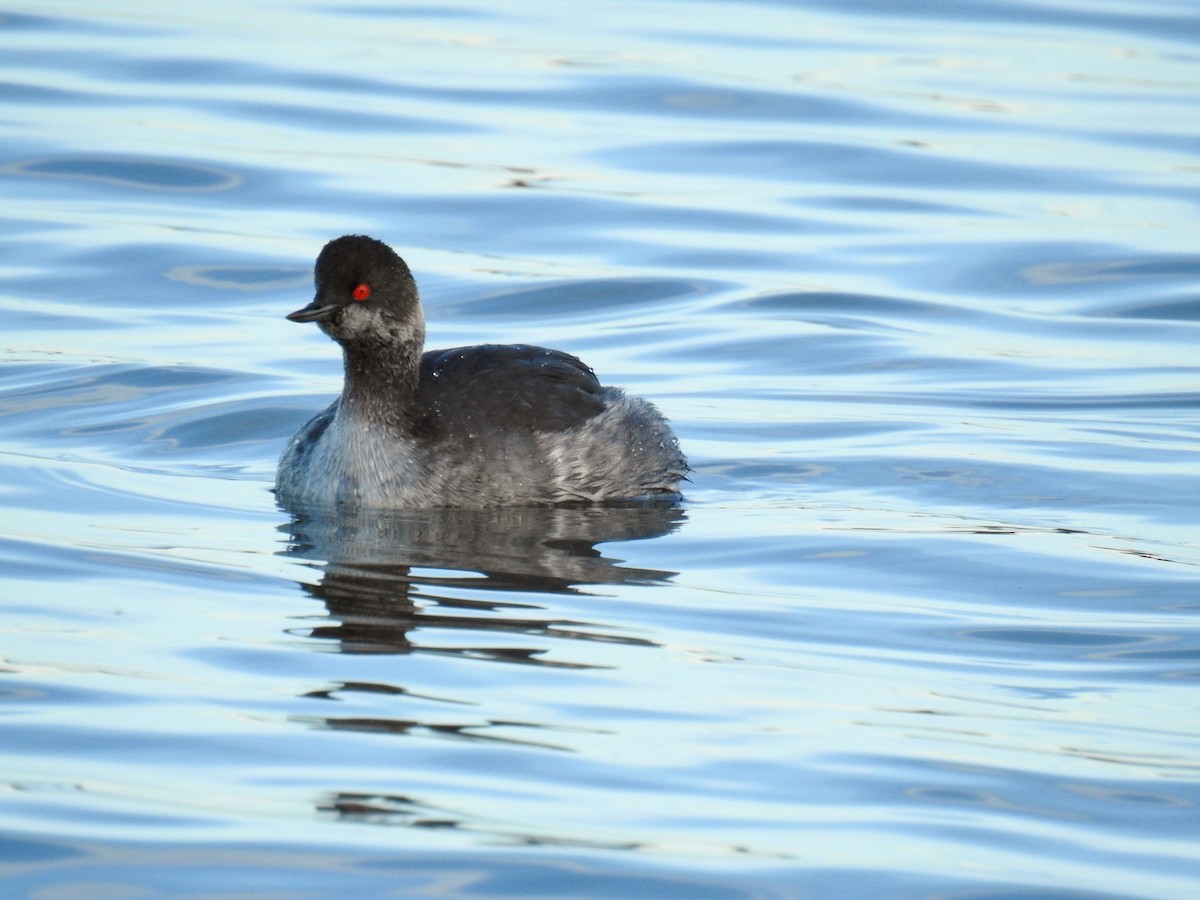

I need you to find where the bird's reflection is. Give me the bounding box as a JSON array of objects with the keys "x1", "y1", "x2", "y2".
[
  {"x1": 315, "y1": 790, "x2": 644, "y2": 850},
  {"x1": 279, "y1": 503, "x2": 685, "y2": 841},
  {"x1": 281, "y1": 503, "x2": 684, "y2": 658}
]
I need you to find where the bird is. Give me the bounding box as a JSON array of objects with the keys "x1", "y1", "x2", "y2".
[{"x1": 275, "y1": 235, "x2": 688, "y2": 509}]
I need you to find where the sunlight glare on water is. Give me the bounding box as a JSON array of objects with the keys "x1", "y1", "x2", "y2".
[{"x1": 1, "y1": 0, "x2": 1199, "y2": 897}]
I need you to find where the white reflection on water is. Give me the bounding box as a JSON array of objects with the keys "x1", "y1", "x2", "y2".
[{"x1": 1, "y1": 0, "x2": 1199, "y2": 897}]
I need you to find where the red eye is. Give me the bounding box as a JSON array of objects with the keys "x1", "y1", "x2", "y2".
[{"x1": 352, "y1": 283, "x2": 371, "y2": 301}]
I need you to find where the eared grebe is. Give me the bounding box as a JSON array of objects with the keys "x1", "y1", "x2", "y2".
[{"x1": 275, "y1": 235, "x2": 688, "y2": 509}]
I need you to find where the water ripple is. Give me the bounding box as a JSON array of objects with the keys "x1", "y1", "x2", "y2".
[{"x1": 1, "y1": 0, "x2": 1198, "y2": 896}]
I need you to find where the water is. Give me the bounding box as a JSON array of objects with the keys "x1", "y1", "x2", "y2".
[{"x1": 2, "y1": 0, "x2": 1199, "y2": 896}]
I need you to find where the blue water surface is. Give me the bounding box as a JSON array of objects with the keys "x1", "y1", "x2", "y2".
[{"x1": 1, "y1": 0, "x2": 1199, "y2": 897}]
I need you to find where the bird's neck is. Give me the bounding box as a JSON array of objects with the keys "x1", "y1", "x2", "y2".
[{"x1": 337, "y1": 334, "x2": 424, "y2": 432}]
